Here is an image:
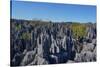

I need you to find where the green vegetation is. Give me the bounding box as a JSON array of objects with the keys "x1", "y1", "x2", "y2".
[
  {"x1": 71, "y1": 23, "x2": 87, "y2": 39},
  {"x1": 11, "y1": 19, "x2": 88, "y2": 40},
  {"x1": 20, "y1": 32, "x2": 31, "y2": 40},
  {"x1": 15, "y1": 24, "x2": 22, "y2": 31}
]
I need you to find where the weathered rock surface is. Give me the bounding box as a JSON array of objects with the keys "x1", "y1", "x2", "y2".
[{"x1": 11, "y1": 19, "x2": 96, "y2": 66}]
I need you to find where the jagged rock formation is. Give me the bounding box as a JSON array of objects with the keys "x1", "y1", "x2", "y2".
[{"x1": 10, "y1": 19, "x2": 96, "y2": 66}]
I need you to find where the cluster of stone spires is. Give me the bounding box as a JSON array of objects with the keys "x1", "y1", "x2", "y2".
[{"x1": 10, "y1": 19, "x2": 96, "y2": 66}]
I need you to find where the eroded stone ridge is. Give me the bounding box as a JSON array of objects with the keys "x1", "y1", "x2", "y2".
[{"x1": 10, "y1": 19, "x2": 96, "y2": 66}]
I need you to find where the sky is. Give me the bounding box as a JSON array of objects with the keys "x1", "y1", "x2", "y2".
[{"x1": 11, "y1": 1, "x2": 96, "y2": 23}]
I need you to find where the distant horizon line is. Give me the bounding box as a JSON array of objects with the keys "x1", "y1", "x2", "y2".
[{"x1": 11, "y1": 18, "x2": 96, "y2": 23}]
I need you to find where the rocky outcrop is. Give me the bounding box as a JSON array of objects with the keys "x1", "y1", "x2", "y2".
[{"x1": 10, "y1": 19, "x2": 96, "y2": 66}]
